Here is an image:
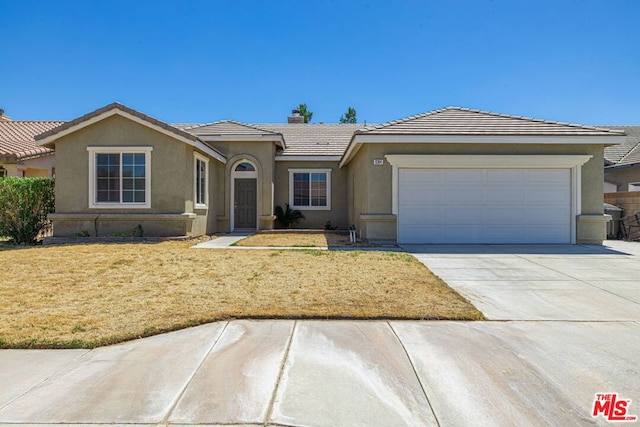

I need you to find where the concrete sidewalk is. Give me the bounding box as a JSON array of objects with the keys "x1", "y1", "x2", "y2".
[{"x1": 2, "y1": 319, "x2": 638, "y2": 426}]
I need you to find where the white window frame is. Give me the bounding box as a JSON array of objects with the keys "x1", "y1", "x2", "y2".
[
  {"x1": 194, "y1": 152, "x2": 209, "y2": 209},
  {"x1": 628, "y1": 182, "x2": 640, "y2": 192},
  {"x1": 288, "y1": 168, "x2": 331, "y2": 210},
  {"x1": 87, "y1": 146, "x2": 152, "y2": 209}
]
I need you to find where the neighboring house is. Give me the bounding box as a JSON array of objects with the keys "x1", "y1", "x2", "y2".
[
  {"x1": 33, "y1": 102, "x2": 624, "y2": 244},
  {"x1": 602, "y1": 126, "x2": 640, "y2": 192},
  {"x1": 0, "y1": 109, "x2": 63, "y2": 177}
]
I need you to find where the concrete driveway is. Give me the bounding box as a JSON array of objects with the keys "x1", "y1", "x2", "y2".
[
  {"x1": 0, "y1": 241, "x2": 638, "y2": 426},
  {"x1": 403, "y1": 240, "x2": 640, "y2": 321}
]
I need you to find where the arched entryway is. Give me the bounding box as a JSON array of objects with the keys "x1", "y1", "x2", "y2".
[{"x1": 231, "y1": 160, "x2": 257, "y2": 230}]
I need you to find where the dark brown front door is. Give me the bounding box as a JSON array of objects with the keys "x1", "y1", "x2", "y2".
[{"x1": 234, "y1": 178, "x2": 257, "y2": 229}]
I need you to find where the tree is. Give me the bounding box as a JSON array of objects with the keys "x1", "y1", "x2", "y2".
[
  {"x1": 297, "y1": 103, "x2": 313, "y2": 123},
  {"x1": 339, "y1": 106, "x2": 357, "y2": 124}
]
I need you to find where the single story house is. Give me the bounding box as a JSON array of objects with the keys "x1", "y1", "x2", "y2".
[
  {"x1": 603, "y1": 126, "x2": 640, "y2": 192},
  {"x1": 0, "y1": 109, "x2": 61, "y2": 177},
  {"x1": 32, "y1": 102, "x2": 625, "y2": 244}
]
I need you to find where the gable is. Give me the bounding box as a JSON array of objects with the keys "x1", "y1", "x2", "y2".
[
  {"x1": 36, "y1": 102, "x2": 226, "y2": 164},
  {"x1": 340, "y1": 107, "x2": 627, "y2": 167}
]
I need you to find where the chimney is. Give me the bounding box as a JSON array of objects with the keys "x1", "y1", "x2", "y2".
[{"x1": 287, "y1": 109, "x2": 305, "y2": 124}]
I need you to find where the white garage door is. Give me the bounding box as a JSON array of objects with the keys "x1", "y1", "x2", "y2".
[{"x1": 398, "y1": 168, "x2": 571, "y2": 244}]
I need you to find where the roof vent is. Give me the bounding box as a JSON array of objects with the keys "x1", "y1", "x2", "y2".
[{"x1": 287, "y1": 109, "x2": 305, "y2": 124}]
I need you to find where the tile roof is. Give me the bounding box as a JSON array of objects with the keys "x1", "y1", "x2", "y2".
[
  {"x1": 257, "y1": 123, "x2": 364, "y2": 156},
  {"x1": 35, "y1": 102, "x2": 199, "y2": 144},
  {"x1": 0, "y1": 121, "x2": 64, "y2": 160},
  {"x1": 602, "y1": 126, "x2": 640, "y2": 167},
  {"x1": 357, "y1": 107, "x2": 625, "y2": 136},
  {"x1": 176, "y1": 120, "x2": 281, "y2": 136}
]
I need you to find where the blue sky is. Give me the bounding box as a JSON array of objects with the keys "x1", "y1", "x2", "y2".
[{"x1": 2, "y1": 0, "x2": 639, "y2": 125}]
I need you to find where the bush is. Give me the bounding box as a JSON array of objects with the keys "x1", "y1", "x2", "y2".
[
  {"x1": 0, "y1": 177, "x2": 55, "y2": 244},
  {"x1": 274, "y1": 203, "x2": 305, "y2": 228}
]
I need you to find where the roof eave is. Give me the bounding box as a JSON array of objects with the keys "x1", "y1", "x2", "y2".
[
  {"x1": 198, "y1": 134, "x2": 285, "y2": 148},
  {"x1": 339, "y1": 133, "x2": 627, "y2": 168}
]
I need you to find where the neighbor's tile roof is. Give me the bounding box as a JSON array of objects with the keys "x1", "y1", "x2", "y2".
[
  {"x1": 357, "y1": 107, "x2": 625, "y2": 136},
  {"x1": 0, "y1": 121, "x2": 65, "y2": 160},
  {"x1": 602, "y1": 126, "x2": 640, "y2": 166},
  {"x1": 257, "y1": 123, "x2": 364, "y2": 156}
]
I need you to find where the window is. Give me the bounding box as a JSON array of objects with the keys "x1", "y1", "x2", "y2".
[
  {"x1": 235, "y1": 162, "x2": 255, "y2": 172},
  {"x1": 194, "y1": 153, "x2": 209, "y2": 208},
  {"x1": 288, "y1": 169, "x2": 331, "y2": 210},
  {"x1": 0, "y1": 167, "x2": 6, "y2": 177},
  {"x1": 629, "y1": 183, "x2": 640, "y2": 192},
  {"x1": 87, "y1": 147, "x2": 152, "y2": 208}
]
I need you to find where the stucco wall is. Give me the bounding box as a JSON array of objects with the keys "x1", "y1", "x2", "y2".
[
  {"x1": 346, "y1": 142, "x2": 606, "y2": 242},
  {"x1": 346, "y1": 145, "x2": 372, "y2": 234},
  {"x1": 0, "y1": 154, "x2": 55, "y2": 177},
  {"x1": 208, "y1": 140, "x2": 276, "y2": 232},
  {"x1": 605, "y1": 167, "x2": 640, "y2": 193},
  {"x1": 51, "y1": 115, "x2": 219, "y2": 237},
  {"x1": 274, "y1": 160, "x2": 348, "y2": 229}
]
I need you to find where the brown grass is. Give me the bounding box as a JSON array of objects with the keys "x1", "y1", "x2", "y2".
[
  {"x1": 234, "y1": 231, "x2": 369, "y2": 247},
  {"x1": 0, "y1": 241, "x2": 483, "y2": 348}
]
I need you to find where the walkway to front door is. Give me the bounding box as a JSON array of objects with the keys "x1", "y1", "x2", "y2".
[{"x1": 234, "y1": 178, "x2": 257, "y2": 229}]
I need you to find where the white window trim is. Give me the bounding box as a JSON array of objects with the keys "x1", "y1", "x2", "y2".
[
  {"x1": 194, "y1": 152, "x2": 209, "y2": 209},
  {"x1": 87, "y1": 146, "x2": 153, "y2": 209},
  {"x1": 628, "y1": 182, "x2": 640, "y2": 192},
  {"x1": 288, "y1": 168, "x2": 332, "y2": 211}
]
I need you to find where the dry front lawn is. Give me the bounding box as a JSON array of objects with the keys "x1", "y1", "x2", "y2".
[
  {"x1": 234, "y1": 231, "x2": 358, "y2": 247},
  {"x1": 1, "y1": 241, "x2": 482, "y2": 348}
]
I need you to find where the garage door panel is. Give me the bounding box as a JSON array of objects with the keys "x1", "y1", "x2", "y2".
[
  {"x1": 402, "y1": 206, "x2": 443, "y2": 222},
  {"x1": 485, "y1": 207, "x2": 528, "y2": 224},
  {"x1": 444, "y1": 207, "x2": 486, "y2": 224},
  {"x1": 527, "y1": 207, "x2": 571, "y2": 224},
  {"x1": 486, "y1": 170, "x2": 526, "y2": 182},
  {"x1": 527, "y1": 188, "x2": 569, "y2": 202},
  {"x1": 444, "y1": 170, "x2": 483, "y2": 182},
  {"x1": 445, "y1": 189, "x2": 484, "y2": 203},
  {"x1": 402, "y1": 170, "x2": 442, "y2": 182},
  {"x1": 485, "y1": 189, "x2": 526, "y2": 203},
  {"x1": 398, "y1": 168, "x2": 571, "y2": 244},
  {"x1": 402, "y1": 188, "x2": 444, "y2": 202},
  {"x1": 527, "y1": 169, "x2": 570, "y2": 182}
]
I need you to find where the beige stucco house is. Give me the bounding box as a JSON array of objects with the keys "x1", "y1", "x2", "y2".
[
  {"x1": 0, "y1": 110, "x2": 61, "y2": 178},
  {"x1": 32, "y1": 102, "x2": 625, "y2": 244}
]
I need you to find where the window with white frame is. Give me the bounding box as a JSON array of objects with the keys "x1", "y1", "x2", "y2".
[
  {"x1": 87, "y1": 147, "x2": 152, "y2": 208},
  {"x1": 288, "y1": 169, "x2": 331, "y2": 210},
  {"x1": 194, "y1": 153, "x2": 209, "y2": 208},
  {"x1": 629, "y1": 182, "x2": 640, "y2": 192}
]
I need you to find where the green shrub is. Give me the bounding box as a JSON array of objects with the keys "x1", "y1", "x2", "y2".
[
  {"x1": 0, "y1": 177, "x2": 55, "y2": 244},
  {"x1": 274, "y1": 203, "x2": 305, "y2": 228}
]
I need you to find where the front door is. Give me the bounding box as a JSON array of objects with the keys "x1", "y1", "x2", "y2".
[{"x1": 234, "y1": 178, "x2": 257, "y2": 229}]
